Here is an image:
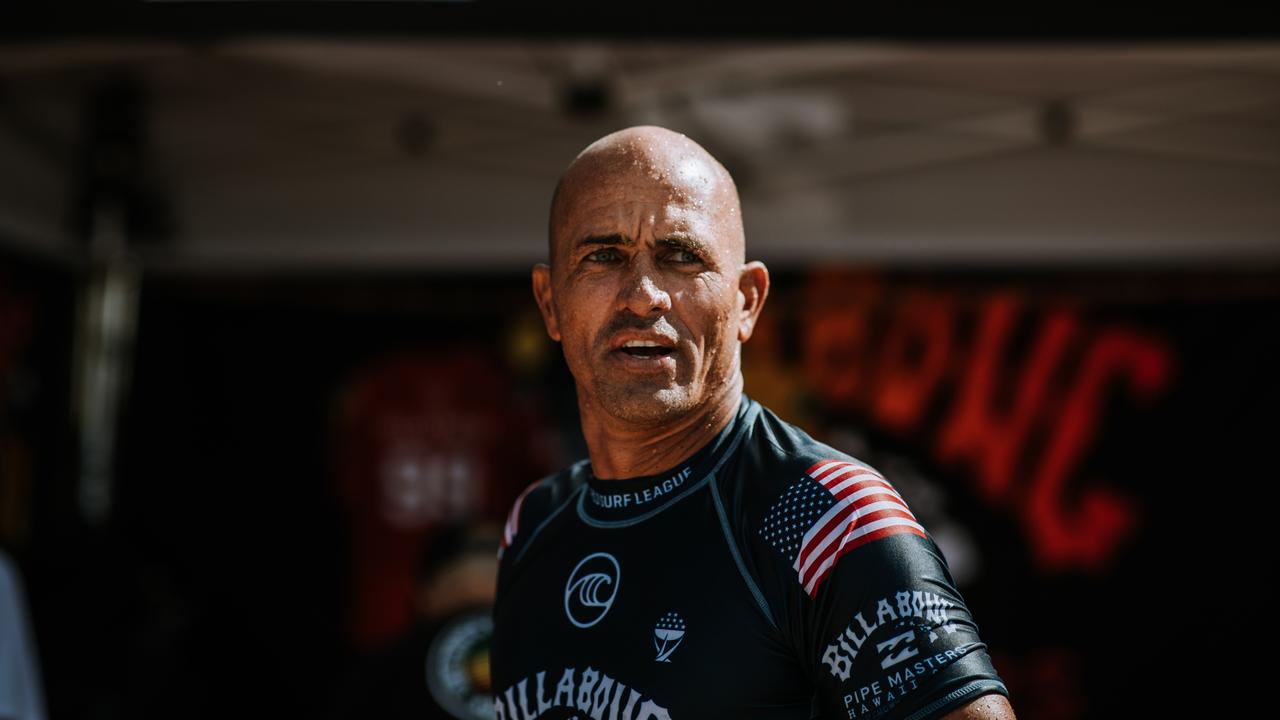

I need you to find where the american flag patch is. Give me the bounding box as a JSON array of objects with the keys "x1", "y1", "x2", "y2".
[{"x1": 760, "y1": 458, "x2": 925, "y2": 597}]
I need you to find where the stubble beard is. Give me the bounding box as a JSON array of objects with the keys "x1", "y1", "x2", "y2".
[
  {"x1": 587, "y1": 343, "x2": 739, "y2": 428},
  {"x1": 593, "y1": 377, "x2": 700, "y2": 427}
]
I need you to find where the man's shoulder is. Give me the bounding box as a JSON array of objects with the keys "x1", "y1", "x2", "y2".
[
  {"x1": 732, "y1": 399, "x2": 874, "y2": 497},
  {"x1": 730, "y1": 400, "x2": 932, "y2": 599},
  {"x1": 498, "y1": 460, "x2": 587, "y2": 563},
  {"x1": 728, "y1": 399, "x2": 906, "y2": 549}
]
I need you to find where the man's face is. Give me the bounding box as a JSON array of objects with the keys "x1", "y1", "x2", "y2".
[{"x1": 534, "y1": 153, "x2": 760, "y2": 426}]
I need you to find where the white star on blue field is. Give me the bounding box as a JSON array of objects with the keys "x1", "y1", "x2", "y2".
[{"x1": 760, "y1": 479, "x2": 836, "y2": 562}]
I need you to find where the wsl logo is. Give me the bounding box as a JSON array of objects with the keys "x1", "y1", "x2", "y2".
[
  {"x1": 653, "y1": 611, "x2": 686, "y2": 662},
  {"x1": 564, "y1": 552, "x2": 620, "y2": 628}
]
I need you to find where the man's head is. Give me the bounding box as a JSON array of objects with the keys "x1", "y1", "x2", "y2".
[{"x1": 532, "y1": 126, "x2": 769, "y2": 427}]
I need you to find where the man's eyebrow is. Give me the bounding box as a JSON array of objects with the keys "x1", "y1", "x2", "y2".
[
  {"x1": 575, "y1": 234, "x2": 632, "y2": 249},
  {"x1": 658, "y1": 235, "x2": 713, "y2": 257}
]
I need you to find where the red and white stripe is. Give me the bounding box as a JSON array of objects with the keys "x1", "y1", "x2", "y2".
[
  {"x1": 499, "y1": 481, "x2": 540, "y2": 556},
  {"x1": 796, "y1": 459, "x2": 926, "y2": 597}
]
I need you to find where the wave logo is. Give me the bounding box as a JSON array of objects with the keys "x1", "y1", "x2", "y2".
[
  {"x1": 564, "y1": 552, "x2": 621, "y2": 628},
  {"x1": 653, "y1": 611, "x2": 686, "y2": 662}
]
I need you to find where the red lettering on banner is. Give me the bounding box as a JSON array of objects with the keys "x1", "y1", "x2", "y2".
[
  {"x1": 804, "y1": 311, "x2": 866, "y2": 408},
  {"x1": 801, "y1": 272, "x2": 882, "y2": 409},
  {"x1": 936, "y1": 296, "x2": 1077, "y2": 503},
  {"x1": 1029, "y1": 328, "x2": 1172, "y2": 569},
  {"x1": 797, "y1": 275, "x2": 1174, "y2": 571},
  {"x1": 870, "y1": 289, "x2": 955, "y2": 433}
]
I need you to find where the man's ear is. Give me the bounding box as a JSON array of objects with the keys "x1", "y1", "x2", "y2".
[
  {"x1": 531, "y1": 263, "x2": 562, "y2": 342},
  {"x1": 737, "y1": 261, "x2": 770, "y2": 342}
]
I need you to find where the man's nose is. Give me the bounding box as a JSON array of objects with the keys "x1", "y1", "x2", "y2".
[{"x1": 619, "y1": 267, "x2": 672, "y2": 316}]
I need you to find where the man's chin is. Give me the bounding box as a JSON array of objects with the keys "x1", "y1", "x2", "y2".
[{"x1": 595, "y1": 384, "x2": 697, "y2": 426}]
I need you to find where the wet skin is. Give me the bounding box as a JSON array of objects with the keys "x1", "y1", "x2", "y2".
[{"x1": 532, "y1": 126, "x2": 769, "y2": 480}]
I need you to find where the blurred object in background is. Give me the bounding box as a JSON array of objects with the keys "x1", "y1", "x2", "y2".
[
  {"x1": 6, "y1": 42, "x2": 1280, "y2": 272},
  {"x1": 0, "y1": 275, "x2": 37, "y2": 551},
  {"x1": 333, "y1": 349, "x2": 553, "y2": 650},
  {"x1": 330, "y1": 520, "x2": 499, "y2": 720},
  {"x1": 0, "y1": 258, "x2": 70, "y2": 720},
  {"x1": 0, "y1": 548, "x2": 46, "y2": 720}
]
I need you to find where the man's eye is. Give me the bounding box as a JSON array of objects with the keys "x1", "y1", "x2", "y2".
[
  {"x1": 670, "y1": 250, "x2": 701, "y2": 264},
  {"x1": 586, "y1": 249, "x2": 620, "y2": 262}
]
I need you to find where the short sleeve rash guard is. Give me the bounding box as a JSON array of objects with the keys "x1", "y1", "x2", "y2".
[{"x1": 492, "y1": 396, "x2": 1009, "y2": 720}]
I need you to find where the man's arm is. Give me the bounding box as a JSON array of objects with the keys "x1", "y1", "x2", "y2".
[
  {"x1": 941, "y1": 693, "x2": 1017, "y2": 720},
  {"x1": 756, "y1": 457, "x2": 1013, "y2": 720}
]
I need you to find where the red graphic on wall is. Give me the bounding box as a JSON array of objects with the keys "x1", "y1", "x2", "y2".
[
  {"x1": 792, "y1": 271, "x2": 1174, "y2": 572},
  {"x1": 334, "y1": 349, "x2": 554, "y2": 649}
]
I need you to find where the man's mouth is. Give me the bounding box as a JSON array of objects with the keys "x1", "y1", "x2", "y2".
[{"x1": 618, "y1": 340, "x2": 676, "y2": 358}]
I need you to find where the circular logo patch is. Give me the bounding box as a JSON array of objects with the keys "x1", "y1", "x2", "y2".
[{"x1": 563, "y1": 552, "x2": 620, "y2": 628}]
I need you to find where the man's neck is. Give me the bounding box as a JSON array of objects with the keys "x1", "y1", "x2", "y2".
[{"x1": 578, "y1": 379, "x2": 742, "y2": 480}]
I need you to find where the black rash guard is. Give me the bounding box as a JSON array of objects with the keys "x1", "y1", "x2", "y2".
[{"x1": 492, "y1": 395, "x2": 1009, "y2": 720}]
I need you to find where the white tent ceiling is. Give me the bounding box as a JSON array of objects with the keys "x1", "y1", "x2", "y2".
[{"x1": 1, "y1": 40, "x2": 1278, "y2": 271}]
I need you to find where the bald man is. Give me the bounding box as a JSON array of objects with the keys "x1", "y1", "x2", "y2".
[{"x1": 491, "y1": 127, "x2": 1015, "y2": 720}]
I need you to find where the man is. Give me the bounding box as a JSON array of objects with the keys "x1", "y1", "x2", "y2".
[{"x1": 491, "y1": 126, "x2": 1015, "y2": 720}]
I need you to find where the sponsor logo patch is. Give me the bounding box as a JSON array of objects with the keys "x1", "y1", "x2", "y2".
[
  {"x1": 494, "y1": 666, "x2": 672, "y2": 720},
  {"x1": 823, "y1": 589, "x2": 984, "y2": 719},
  {"x1": 564, "y1": 552, "x2": 621, "y2": 629},
  {"x1": 589, "y1": 465, "x2": 694, "y2": 510},
  {"x1": 652, "y1": 612, "x2": 685, "y2": 662}
]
